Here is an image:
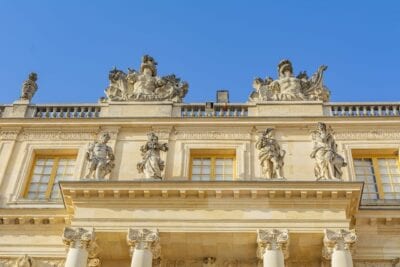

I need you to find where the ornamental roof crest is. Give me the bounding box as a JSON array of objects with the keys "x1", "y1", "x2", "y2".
[
  {"x1": 249, "y1": 59, "x2": 330, "y2": 102},
  {"x1": 104, "y1": 55, "x2": 189, "y2": 102}
]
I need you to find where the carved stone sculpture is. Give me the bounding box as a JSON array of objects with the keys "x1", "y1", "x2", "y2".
[
  {"x1": 310, "y1": 122, "x2": 347, "y2": 181},
  {"x1": 62, "y1": 227, "x2": 95, "y2": 250},
  {"x1": 137, "y1": 132, "x2": 168, "y2": 179},
  {"x1": 85, "y1": 133, "x2": 115, "y2": 180},
  {"x1": 104, "y1": 55, "x2": 188, "y2": 102},
  {"x1": 127, "y1": 229, "x2": 161, "y2": 259},
  {"x1": 256, "y1": 128, "x2": 285, "y2": 179},
  {"x1": 249, "y1": 59, "x2": 330, "y2": 102},
  {"x1": 257, "y1": 229, "x2": 289, "y2": 259},
  {"x1": 323, "y1": 229, "x2": 357, "y2": 260},
  {"x1": 15, "y1": 255, "x2": 34, "y2": 267},
  {"x1": 20, "y1": 72, "x2": 38, "y2": 101}
]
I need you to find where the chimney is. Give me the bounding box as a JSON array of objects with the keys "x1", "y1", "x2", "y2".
[{"x1": 216, "y1": 90, "x2": 229, "y2": 103}]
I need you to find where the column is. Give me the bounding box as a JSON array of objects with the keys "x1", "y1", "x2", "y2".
[
  {"x1": 127, "y1": 228, "x2": 160, "y2": 267},
  {"x1": 62, "y1": 227, "x2": 95, "y2": 267},
  {"x1": 257, "y1": 229, "x2": 289, "y2": 267},
  {"x1": 323, "y1": 229, "x2": 357, "y2": 267}
]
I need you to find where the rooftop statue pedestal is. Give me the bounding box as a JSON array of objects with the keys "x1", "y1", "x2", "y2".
[
  {"x1": 248, "y1": 101, "x2": 324, "y2": 117},
  {"x1": 99, "y1": 101, "x2": 178, "y2": 117}
]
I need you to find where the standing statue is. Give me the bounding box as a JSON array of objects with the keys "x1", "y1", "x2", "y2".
[
  {"x1": 310, "y1": 122, "x2": 347, "y2": 180},
  {"x1": 86, "y1": 133, "x2": 115, "y2": 180},
  {"x1": 255, "y1": 128, "x2": 286, "y2": 179},
  {"x1": 20, "y1": 72, "x2": 38, "y2": 101},
  {"x1": 137, "y1": 132, "x2": 168, "y2": 179},
  {"x1": 248, "y1": 59, "x2": 330, "y2": 102},
  {"x1": 104, "y1": 55, "x2": 189, "y2": 102}
]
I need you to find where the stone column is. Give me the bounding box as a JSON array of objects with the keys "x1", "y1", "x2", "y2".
[
  {"x1": 323, "y1": 229, "x2": 357, "y2": 267},
  {"x1": 62, "y1": 227, "x2": 95, "y2": 267},
  {"x1": 257, "y1": 229, "x2": 289, "y2": 267},
  {"x1": 127, "y1": 229, "x2": 160, "y2": 267}
]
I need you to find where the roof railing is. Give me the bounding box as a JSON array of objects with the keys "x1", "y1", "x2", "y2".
[
  {"x1": 33, "y1": 104, "x2": 101, "y2": 118},
  {"x1": 180, "y1": 103, "x2": 249, "y2": 117},
  {"x1": 327, "y1": 103, "x2": 400, "y2": 117}
]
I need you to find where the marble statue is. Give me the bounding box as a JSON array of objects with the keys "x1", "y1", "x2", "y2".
[
  {"x1": 249, "y1": 59, "x2": 330, "y2": 102},
  {"x1": 104, "y1": 55, "x2": 188, "y2": 102},
  {"x1": 20, "y1": 72, "x2": 38, "y2": 101},
  {"x1": 310, "y1": 122, "x2": 347, "y2": 180},
  {"x1": 137, "y1": 132, "x2": 168, "y2": 179},
  {"x1": 256, "y1": 128, "x2": 285, "y2": 179},
  {"x1": 85, "y1": 133, "x2": 115, "y2": 179}
]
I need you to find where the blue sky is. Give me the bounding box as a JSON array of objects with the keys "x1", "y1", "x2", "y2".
[{"x1": 0, "y1": 1, "x2": 399, "y2": 104}]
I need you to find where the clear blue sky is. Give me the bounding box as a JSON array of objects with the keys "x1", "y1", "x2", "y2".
[{"x1": 0, "y1": 1, "x2": 399, "y2": 104}]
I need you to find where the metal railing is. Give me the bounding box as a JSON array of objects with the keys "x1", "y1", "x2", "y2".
[
  {"x1": 327, "y1": 103, "x2": 400, "y2": 117},
  {"x1": 33, "y1": 105, "x2": 101, "y2": 118},
  {"x1": 180, "y1": 103, "x2": 249, "y2": 117}
]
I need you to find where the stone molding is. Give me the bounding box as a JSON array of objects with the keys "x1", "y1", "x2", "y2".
[
  {"x1": 322, "y1": 229, "x2": 357, "y2": 260},
  {"x1": 256, "y1": 229, "x2": 289, "y2": 259},
  {"x1": 0, "y1": 127, "x2": 22, "y2": 140},
  {"x1": 62, "y1": 227, "x2": 95, "y2": 250},
  {"x1": 127, "y1": 228, "x2": 161, "y2": 259}
]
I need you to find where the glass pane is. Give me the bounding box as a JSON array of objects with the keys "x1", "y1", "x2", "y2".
[
  {"x1": 192, "y1": 166, "x2": 201, "y2": 174},
  {"x1": 41, "y1": 175, "x2": 50, "y2": 183},
  {"x1": 31, "y1": 175, "x2": 41, "y2": 182},
  {"x1": 192, "y1": 159, "x2": 201, "y2": 165},
  {"x1": 43, "y1": 166, "x2": 53, "y2": 174},
  {"x1": 215, "y1": 166, "x2": 223, "y2": 174},
  {"x1": 202, "y1": 166, "x2": 210, "y2": 174}
]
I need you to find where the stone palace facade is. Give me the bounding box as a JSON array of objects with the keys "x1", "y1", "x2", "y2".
[{"x1": 0, "y1": 56, "x2": 399, "y2": 267}]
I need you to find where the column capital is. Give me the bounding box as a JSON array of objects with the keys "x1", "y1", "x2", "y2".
[
  {"x1": 256, "y1": 229, "x2": 289, "y2": 259},
  {"x1": 323, "y1": 229, "x2": 357, "y2": 260},
  {"x1": 62, "y1": 227, "x2": 95, "y2": 249},
  {"x1": 127, "y1": 228, "x2": 160, "y2": 259}
]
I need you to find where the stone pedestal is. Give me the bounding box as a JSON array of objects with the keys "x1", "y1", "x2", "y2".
[
  {"x1": 62, "y1": 227, "x2": 95, "y2": 267},
  {"x1": 323, "y1": 229, "x2": 357, "y2": 267},
  {"x1": 127, "y1": 228, "x2": 160, "y2": 267},
  {"x1": 257, "y1": 229, "x2": 289, "y2": 267}
]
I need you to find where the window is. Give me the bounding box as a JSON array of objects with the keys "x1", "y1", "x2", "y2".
[
  {"x1": 25, "y1": 152, "x2": 77, "y2": 200},
  {"x1": 189, "y1": 149, "x2": 236, "y2": 181},
  {"x1": 352, "y1": 149, "x2": 400, "y2": 201}
]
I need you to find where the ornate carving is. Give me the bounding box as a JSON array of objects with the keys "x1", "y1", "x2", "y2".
[
  {"x1": 249, "y1": 59, "x2": 330, "y2": 102},
  {"x1": 310, "y1": 122, "x2": 347, "y2": 181},
  {"x1": 62, "y1": 227, "x2": 95, "y2": 249},
  {"x1": 176, "y1": 131, "x2": 251, "y2": 140},
  {"x1": 88, "y1": 258, "x2": 101, "y2": 267},
  {"x1": 0, "y1": 128, "x2": 21, "y2": 140},
  {"x1": 256, "y1": 128, "x2": 285, "y2": 179},
  {"x1": 20, "y1": 73, "x2": 38, "y2": 101},
  {"x1": 18, "y1": 128, "x2": 98, "y2": 141},
  {"x1": 257, "y1": 229, "x2": 289, "y2": 259},
  {"x1": 104, "y1": 55, "x2": 188, "y2": 102},
  {"x1": 85, "y1": 132, "x2": 115, "y2": 179},
  {"x1": 323, "y1": 229, "x2": 357, "y2": 260},
  {"x1": 15, "y1": 255, "x2": 34, "y2": 267},
  {"x1": 203, "y1": 257, "x2": 216, "y2": 267},
  {"x1": 127, "y1": 229, "x2": 160, "y2": 259},
  {"x1": 335, "y1": 129, "x2": 400, "y2": 140},
  {"x1": 137, "y1": 132, "x2": 168, "y2": 179}
]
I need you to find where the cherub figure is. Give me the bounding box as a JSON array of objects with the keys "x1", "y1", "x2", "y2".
[{"x1": 86, "y1": 133, "x2": 115, "y2": 179}]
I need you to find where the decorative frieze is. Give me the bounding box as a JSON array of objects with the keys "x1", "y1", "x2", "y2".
[
  {"x1": 175, "y1": 131, "x2": 251, "y2": 140},
  {"x1": 0, "y1": 256, "x2": 65, "y2": 267}
]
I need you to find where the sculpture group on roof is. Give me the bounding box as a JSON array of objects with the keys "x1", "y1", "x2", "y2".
[
  {"x1": 104, "y1": 55, "x2": 189, "y2": 103},
  {"x1": 249, "y1": 59, "x2": 330, "y2": 102}
]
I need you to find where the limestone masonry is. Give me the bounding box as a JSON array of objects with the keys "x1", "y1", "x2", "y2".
[{"x1": 0, "y1": 56, "x2": 399, "y2": 267}]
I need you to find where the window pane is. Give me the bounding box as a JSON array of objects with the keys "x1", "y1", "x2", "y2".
[{"x1": 354, "y1": 159, "x2": 379, "y2": 200}]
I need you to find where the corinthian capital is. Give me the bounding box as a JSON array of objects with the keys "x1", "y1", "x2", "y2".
[
  {"x1": 257, "y1": 229, "x2": 289, "y2": 259},
  {"x1": 62, "y1": 227, "x2": 95, "y2": 249},
  {"x1": 323, "y1": 229, "x2": 357, "y2": 260},
  {"x1": 127, "y1": 229, "x2": 160, "y2": 258}
]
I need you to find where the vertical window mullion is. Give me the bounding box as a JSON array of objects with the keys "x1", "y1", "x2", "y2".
[
  {"x1": 372, "y1": 157, "x2": 385, "y2": 199},
  {"x1": 45, "y1": 157, "x2": 59, "y2": 199},
  {"x1": 211, "y1": 156, "x2": 216, "y2": 180}
]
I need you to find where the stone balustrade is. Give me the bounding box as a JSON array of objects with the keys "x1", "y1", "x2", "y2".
[
  {"x1": 180, "y1": 103, "x2": 249, "y2": 117},
  {"x1": 327, "y1": 103, "x2": 400, "y2": 117},
  {"x1": 33, "y1": 104, "x2": 101, "y2": 118}
]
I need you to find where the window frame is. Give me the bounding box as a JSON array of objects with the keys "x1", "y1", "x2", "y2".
[
  {"x1": 24, "y1": 150, "x2": 77, "y2": 200},
  {"x1": 352, "y1": 149, "x2": 400, "y2": 201},
  {"x1": 189, "y1": 149, "x2": 236, "y2": 181}
]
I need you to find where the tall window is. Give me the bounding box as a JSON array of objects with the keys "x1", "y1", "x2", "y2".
[
  {"x1": 352, "y1": 149, "x2": 400, "y2": 201},
  {"x1": 25, "y1": 153, "x2": 76, "y2": 200},
  {"x1": 189, "y1": 149, "x2": 236, "y2": 181}
]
